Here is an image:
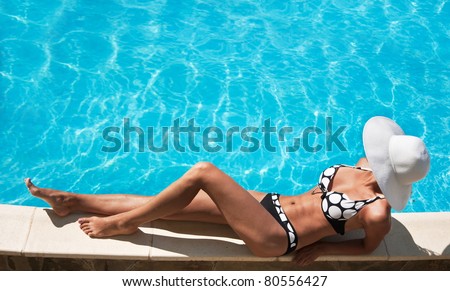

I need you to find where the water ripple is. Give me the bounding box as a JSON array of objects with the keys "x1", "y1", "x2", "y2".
[{"x1": 0, "y1": 0, "x2": 448, "y2": 212}]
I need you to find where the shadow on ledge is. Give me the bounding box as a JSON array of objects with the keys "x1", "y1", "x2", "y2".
[
  {"x1": 387, "y1": 217, "x2": 447, "y2": 258},
  {"x1": 44, "y1": 209, "x2": 80, "y2": 228},
  {"x1": 41, "y1": 209, "x2": 449, "y2": 263}
]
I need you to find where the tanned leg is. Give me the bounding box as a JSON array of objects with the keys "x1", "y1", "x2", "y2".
[
  {"x1": 25, "y1": 178, "x2": 263, "y2": 224},
  {"x1": 24, "y1": 178, "x2": 151, "y2": 216},
  {"x1": 77, "y1": 162, "x2": 287, "y2": 257}
]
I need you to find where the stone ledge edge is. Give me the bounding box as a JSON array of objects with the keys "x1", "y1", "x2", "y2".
[{"x1": 1, "y1": 205, "x2": 449, "y2": 262}]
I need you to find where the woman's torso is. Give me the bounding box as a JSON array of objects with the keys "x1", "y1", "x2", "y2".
[{"x1": 275, "y1": 165, "x2": 390, "y2": 249}]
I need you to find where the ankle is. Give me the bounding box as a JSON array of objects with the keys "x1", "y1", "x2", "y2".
[
  {"x1": 117, "y1": 217, "x2": 139, "y2": 229},
  {"x1": 60, "y1": 194, "x2": 78, "y2": 212}
]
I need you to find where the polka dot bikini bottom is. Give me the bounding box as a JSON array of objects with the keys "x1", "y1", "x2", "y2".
[{"x1": 260, "y1": 193, "x2": 298, "y2": 255}]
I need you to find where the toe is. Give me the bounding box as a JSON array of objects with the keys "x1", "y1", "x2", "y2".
[
  {"x1": 24, "y1": 178, "x2": 33, "y2": 188},
  {"x1": 78, "y1": 218, "x2": 88, "y2": 224},
  {"x1": 81, "y1": 224, "x2": 90, "y2": 231}
]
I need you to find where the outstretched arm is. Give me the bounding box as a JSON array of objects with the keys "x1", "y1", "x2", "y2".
[{"x1": 292, "y1": 211, "x2": 391, "y2": 266}]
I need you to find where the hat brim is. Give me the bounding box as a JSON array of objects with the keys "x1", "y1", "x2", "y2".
[{"x1": 362, "y1": 116, "x2": 410, "y2": 211}]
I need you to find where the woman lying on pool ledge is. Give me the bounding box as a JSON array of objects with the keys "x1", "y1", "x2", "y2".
[{"x1": 24, "y1": 117, "x2": 430, "y2": 266}]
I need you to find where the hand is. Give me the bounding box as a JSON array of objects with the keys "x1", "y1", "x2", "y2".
[{"x1": 292, "y1": 243, "x2": 323, "y2": 266}]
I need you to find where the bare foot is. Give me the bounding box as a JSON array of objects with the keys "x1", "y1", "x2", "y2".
[
  {"x1": 24, "y1": 178, "x2": 74, "y2": 216},
  {"x1": 78, "y1": 215, "x2": 138, "y2": 238}
]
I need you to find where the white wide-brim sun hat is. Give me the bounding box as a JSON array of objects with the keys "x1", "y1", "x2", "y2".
[{"x1": 362, "y1": 116, "x2": 430, "y2": 211}]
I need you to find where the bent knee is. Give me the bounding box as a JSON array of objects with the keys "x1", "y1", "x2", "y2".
[
  {"x1": 184, "y1": 162, "x2": 219, "y2": 185},
  {"x1": 192, "y1": 162, "x2": 220, "y2": 178},
  {"x1": 192, "y1": 161, "x2": 216, "y2": 172}
]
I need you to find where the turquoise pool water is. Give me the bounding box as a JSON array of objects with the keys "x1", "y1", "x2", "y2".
[{"x1": 0, "y1": 0, "x2": 449, "y2": 212}]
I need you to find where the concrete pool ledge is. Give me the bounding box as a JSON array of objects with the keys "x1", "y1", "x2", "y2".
[{"x1": 0, "y1": 204, "x2": 449, "y2": 270}]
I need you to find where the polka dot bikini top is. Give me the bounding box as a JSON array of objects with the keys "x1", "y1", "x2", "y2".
[{"x1": 318, "y1": 164, "x2": 384, "y2": 235}]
